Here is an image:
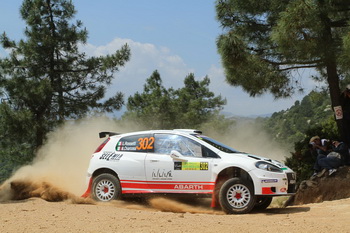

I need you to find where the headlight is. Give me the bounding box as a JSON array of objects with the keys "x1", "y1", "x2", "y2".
[{"x1": 255, "y1": 161, "x2": 283, "y2": 173}]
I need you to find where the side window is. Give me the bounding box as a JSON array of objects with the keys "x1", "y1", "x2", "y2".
[
  {"x1": 202, "y1": 145, "x2": 219, "y2": 158},
  {"x1": 154, "y1": 134, "x2": 202, "y2": 157},
  {"x1": 116, "y1": 134, "x2": 154, "y2": 152}
]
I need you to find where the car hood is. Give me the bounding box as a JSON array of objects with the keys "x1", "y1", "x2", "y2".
[{"x1": 220, "y1": 151, "x2": 286, "y2": 169}]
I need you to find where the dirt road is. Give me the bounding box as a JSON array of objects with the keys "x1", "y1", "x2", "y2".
[{"x1": 1, "y1": 196, "x2": 349, "y2": 233}]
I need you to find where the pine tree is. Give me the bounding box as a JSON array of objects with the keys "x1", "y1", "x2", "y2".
[
  {"x1": 174, "y1": 73, "x2": 226, "y2": 128},
  {"x1": 123, "y1": 71, "x2": 226, "y2": 129},
  {"x1": 125, "y1": 70, "x2": 176, "y2": 129},
  {"x1": 0, "y1": 0, "x2": 130, "y2": 150},
  {"x1": 215, "y1": 0, "x2": 350, "y2": 137}
]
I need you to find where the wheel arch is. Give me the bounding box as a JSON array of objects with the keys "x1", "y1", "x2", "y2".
[
  {"x1": 215, "y1": 166, "x2": 254, "y2": 189},
  {"x1": 211, "y1": 166, "x2": 255, "y2": 208},
  {"x1": 92, "y1": 168, "x2": 119, "y2": 180}
]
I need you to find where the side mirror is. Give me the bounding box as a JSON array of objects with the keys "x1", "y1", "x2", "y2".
[{"x1": 170, "y1": 150, "x2": 188, "y2": 161}]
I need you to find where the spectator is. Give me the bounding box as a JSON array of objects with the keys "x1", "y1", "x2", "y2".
[
  {"x1": 309, "y1": 136, "x2": 330, "y2": 156},
  {"x1": 332, "y1": 140, "x2": 350, "y2": 166},
  {"x1": 310, "y1": 136, "x2": 341, "y2": 177}
]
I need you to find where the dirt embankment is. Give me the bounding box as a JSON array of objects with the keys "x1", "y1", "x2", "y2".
[{"x1": 290, "y1": 166, "x2": 350, "y2": 205}]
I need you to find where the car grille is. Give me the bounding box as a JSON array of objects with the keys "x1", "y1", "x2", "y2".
[{"x1": 286, "y1": 172, "x2": 296, "y2": 194}]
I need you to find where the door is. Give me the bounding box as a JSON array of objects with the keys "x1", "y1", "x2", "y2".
[
  {"x1": 145, "y1": 133, "x2": 215, "y2": 193},
  {"x1": 114, "y1": 134, "x2": 152, "y2": 193}
]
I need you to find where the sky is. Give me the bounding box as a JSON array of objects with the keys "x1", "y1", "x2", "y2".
[{"x1": 0, "y1": 0, "x2": 315, "y2": 117}]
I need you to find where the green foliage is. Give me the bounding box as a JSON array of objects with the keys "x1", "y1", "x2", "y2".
[
  {"x1": 0, "y1": 0, "x2": 130, "y2": 142},
  {"x1": 0, "y1": 0, "x2": 130, "y2": 145},
  {"x1": 174, "y1": 74, "x2": 227, "y2": 128},
  {"x1": 0, "y1": 0, "x2": 130, "y2": 182},
  {"x1": 122, "y1": 70, "x2": 228, "y2": 129},
  {"x1": 215, "y1": 0, "x2": 296, "y2": 97},
  {"x1": 123, "y1": 70, "x2": 176, "y2": 129},
  {"x1": 271, "y1": 0, "x2": 324, "y2": 60},
  {"x1": 0, "y1": 103, "x2": 35, "y2": 183}
]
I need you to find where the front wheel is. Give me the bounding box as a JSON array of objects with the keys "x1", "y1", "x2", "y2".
[
  {"x1": 219, "y1": 177, "x2": 256, "y2": 214},
  {"x1": 92, "y1": 173, "x2": 121, "y2": 202}
]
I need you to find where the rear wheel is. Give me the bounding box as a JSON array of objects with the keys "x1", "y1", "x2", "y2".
[
  {"x1": 254, "y1": 196, "x2": 273, "y2": 210},
  {"x1": 219, "y1": 177, "x2": 256, "y2": 214},
  {"x1": 92, "y1": 173, "x2": 121, "y2": 202}
]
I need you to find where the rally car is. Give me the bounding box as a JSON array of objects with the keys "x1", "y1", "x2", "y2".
[{"x1": 82, "y1": 129, "x2": 296, "y2": 214}]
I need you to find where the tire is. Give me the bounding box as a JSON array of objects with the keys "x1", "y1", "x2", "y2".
[
  {"x1": 254, "y1": 196, "x2": 273, "y2": 210},
  {"x1": 91, "y1": 173, "x2": 122, "y2": 202},
  {"x1": 219, "y1": 177, "x2": 256, "y2": 214}
]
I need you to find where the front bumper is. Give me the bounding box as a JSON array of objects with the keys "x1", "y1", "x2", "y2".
[{"x1": 251, "y1": 170, "x2": 296, "y2": 195}]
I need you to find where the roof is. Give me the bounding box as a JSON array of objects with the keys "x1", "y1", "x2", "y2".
[{"x1": 99, "y1": 129, "x2": 202, "y2": 138}]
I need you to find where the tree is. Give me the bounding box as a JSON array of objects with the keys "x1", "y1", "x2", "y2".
[
  {"x1": 0, "y1": 0, "x2": 130, "y2": 149},
  {"x1": 215, "y1": 0, "x2": 350, "y2": 138},
  {"x1": 0, "y1": 102, "x2": 35, "y2": 183},
  {"x1": 124, "y1": 70, "x2": 176, "y2": 129},
  {"x1": 123, "y1": 71, "x2": 227, "y2": 129},
  {"x1": 174, "y1": 73, "x2": 227, "y2": 128}
]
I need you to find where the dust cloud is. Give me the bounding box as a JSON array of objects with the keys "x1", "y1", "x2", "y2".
[
  {"x1": 148, "y1": 197, "x2": 223, "y2": 215},
  {"x1": 97, "y1": 197, "x2": 224, "y2": 214},
  {"x1": 0, "y1": 116, "x2": 288, "y2": 214},
  {"x1": 204, "y1": 121, "x2": 289, "y2": 162},
  {"x1": 8, "y1": 180, "x2": 95, "y2": 204},
  {"x1": 0, "y1": 116, "x2": 122, "y2": 202}
]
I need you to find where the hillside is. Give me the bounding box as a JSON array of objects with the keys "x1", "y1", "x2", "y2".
[{"x1": 260, "y1": 90, "x2": 333, "y2": 149}]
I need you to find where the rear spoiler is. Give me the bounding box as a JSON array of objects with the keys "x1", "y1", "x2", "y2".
[
  {"x1": 99, "y1": 132, "x2": 120, "y2": 138},
  {"x1": 173, "y1": 129, "x2": 203, "y2": 134}
]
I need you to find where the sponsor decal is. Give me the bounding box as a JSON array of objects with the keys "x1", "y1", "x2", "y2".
[
  {"x1": 174, "y1": 162, "x2": 182, "y2": 170},
  {"x1": 280, "y1": 187, "x2": 287, "y2": 192},
  {"x1": 136, "y1": 137, "x2": 154, "y2": 150},
  {"x1": 116, "y1": 137, "x2": 155, "y2": 151},
  {"x1": 116, "y1": 141, "x2": 137, "y2": 151},
  {"x1": 174, "y1": 184, "x2": 204, "y2": 190},
  {"x1": 152, "y1": 169, "x2": 173, "y2": 180},
  {"x1": 99, "y1": 152, "x2": 123, "y2": 161},
  {"x1": 119, "y1": 180, "x2": 215, "y2": 193},
  {"x1": 334, "y1": 105, "x2": 343, "y2": 120},
  {"x1": 174, "y1": 162, "x2": 209, "y2": 170},
  {"x1": 261, "y1": 179, "x2": 278, "y2": 183}
]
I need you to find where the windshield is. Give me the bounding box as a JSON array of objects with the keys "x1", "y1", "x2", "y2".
[{"x1": 194, "y1": 135, "x2": 240, "y2": 153}]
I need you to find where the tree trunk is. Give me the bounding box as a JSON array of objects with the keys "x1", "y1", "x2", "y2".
[
  {"x1": 320, "y1": 4, "x2": 344, "y2": 140},
  {"x1": 326, "y1": 60, "x2": 344, "y2": 140}
]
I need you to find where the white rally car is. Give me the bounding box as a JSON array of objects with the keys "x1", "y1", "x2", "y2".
[{"x1": 82, "y1": 129, "x2": 296, "y2": 214}]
